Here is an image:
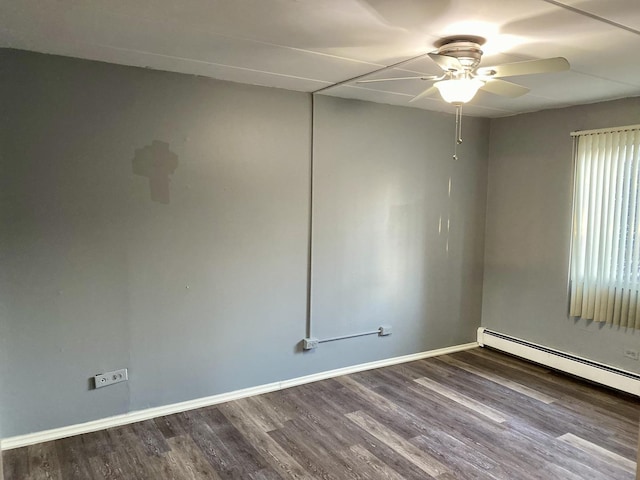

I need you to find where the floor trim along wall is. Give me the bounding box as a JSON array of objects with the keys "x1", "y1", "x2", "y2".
[
  {"x1": 477, "y1": 327, "x2": 640, "y2": 397},
  {"x1": 0, "y1": 342, "x2": 478, "y2": 450}
]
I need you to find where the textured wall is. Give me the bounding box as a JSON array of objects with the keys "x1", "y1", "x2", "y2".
[
  {"x1": 0, "y1": 49, "x2": 310, "y2": 437},
  {"x1": 483, "y1": 97, "x2": 640, "y2": 373},
  {"x1": 0, "y1": 49, "x2": 489, "y2": 438}
]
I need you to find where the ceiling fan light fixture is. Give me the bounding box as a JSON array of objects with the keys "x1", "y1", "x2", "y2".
[{"x1": 434, "y1": 78, "x2": 484, "y2": 104}]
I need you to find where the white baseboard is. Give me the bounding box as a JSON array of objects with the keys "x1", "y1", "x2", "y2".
[
  {"x1": 477, "y1": 327, "x2": 640, "y2": 396},
  {"x1": 0, "y1": 342, "x2": 478, "y2": 450}
]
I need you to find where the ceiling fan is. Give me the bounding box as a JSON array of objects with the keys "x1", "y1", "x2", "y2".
[{"x1": 356, "y1": 36, "x2": 570, "y2": 105}]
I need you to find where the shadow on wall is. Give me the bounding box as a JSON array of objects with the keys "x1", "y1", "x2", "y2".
[{"x1": 132, "y1": 140, "x2": 179, "y2": 204}]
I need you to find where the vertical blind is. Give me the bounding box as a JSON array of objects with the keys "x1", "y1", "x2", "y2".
[{"x1": 570, "y1": 126, "x2": 640, "y2": 329}]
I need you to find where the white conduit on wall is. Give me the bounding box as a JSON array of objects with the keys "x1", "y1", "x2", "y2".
[{"x1": 301, "y1": 91, "x2": 393, "y2": 349}]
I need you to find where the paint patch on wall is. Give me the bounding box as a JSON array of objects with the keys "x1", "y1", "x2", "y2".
[{"x1": 132, "y1": 140, "x2": 178, "y2": 204}]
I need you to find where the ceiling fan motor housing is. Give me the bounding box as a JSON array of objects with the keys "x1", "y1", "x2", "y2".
[{"x1": 437, "y1": 39, "x2": 483, "y2": 72}]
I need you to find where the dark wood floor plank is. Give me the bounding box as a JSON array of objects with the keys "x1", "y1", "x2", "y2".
[
  {"x1": 26, "y1": 442, "x2": 61, "y2": 480},
  {"x1": 335, "y1": 374, "x2": 436, "y2": 440},
  {"x1": 244, "y1": 394, "x2": 294, "y2": 431},
  {"x1": 63, "y1": 429, "x2": 111, "y2": 460},
  {"x1": 408, "y1": 357, "x2": 632, "y2": 448},
  {"x1": 364, "y1": 440, "x2": 444, "y2": 480},
  {"x1": 335, "y1": 444, "x2": 406, "y2": 480},
  {"x1": 346, "y1": 410, "x2": 448, "y2": 478},
  {"x1": 105, "y1": 425, "x2": 158, "y2": 480},
  {"x1": 414, "y1": 376, "x2": 509, "y2": 423},
  {"x1": 388, "y1": 360, "x2": 552, "y2": 425},
  {"x1": 361, "y1": 377, "x2": 601, "y2": 480},
  {"x1": 259, "y1": 391, "x2": 305, "y2": 424},
  {"x1": 464, "y1": 349, "x2": 640, "y2": 422},
  {"x1": 410, "y1": 429, "x2": 509, "y2": 480},
  {"x1": 199, "y1": 407, "x2": 270, "y2": 477},
  {"x1": 281, "y1": 381, "x2": 440, "y2": 480},
  {"x1": 225, "y1": 398, "x2": 282, "y2": 433},
  {"x1": 504, "y1": 417, "x2": 634, "y2": 480},
  {"x1": 54, "y1": 435, "x2": 97, "y2": 480},
  {"x1": 178, "y1": 409, "x2": 257, "y2": 479},
  {"x1": 249, "y1": 468, "x2": 284, "y2": 480},
  {"x1": 302, "y1": 378, "x2": 365, "y2": 415},
  {"x1": 277, "y1": 414, "x2": 372, "y2": 480},
  {"x1": 437, "y1": 354, "x2": 558, "y2": 404},
  {"x1": 278, "y1": 386, "x2": 367, "y2": 448},
  {"x1": 370, "y1": 370, "x2": 513, "y2": 437},
  {"x1": 604, "y1": 432, "x2": 640, "y2": 460},
  {"x1": 131, "y1": 419, "x2": 171, "y2": 457},
  {"x1": 462, "y1": 349, "x2": 639, "y2": 416},
  {"x1": 218, "y1": 401, "x2": 313, "y2": 480},
  {"x1": 267, "y1": 423, "x2": 346, "y2": 480},
  {"x1": 558, "y1": 433, "x2": 637, "y2": 474},
  {"x1": 4, "y1": 348, "x2": 638, "y2": 480},
  {"x1": 87, "y1": 450, "x2": 128, "y2": 480},
  {"x1": 154, "y1": 413, "x2": 186, "y2": 440},
  {"x1": 343, "y1": 373, "x2": 549, "y2": 480},
  {"x1": 164, "y1": 435, "x2": 224, "y2": 480}
]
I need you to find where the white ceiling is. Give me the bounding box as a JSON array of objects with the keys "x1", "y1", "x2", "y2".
[{"x1": 1, "y1": 0, "x2": 639, "y2": 117}]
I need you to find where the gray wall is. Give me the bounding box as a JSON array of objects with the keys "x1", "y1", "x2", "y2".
[
  {"x1": 0, "y1": 49, "x2": 490, "y2": 438},
  {"x1": 312, "y1": 96, "x2": 488, "y2": 353},
  {"x1": 483, "y1": 97, "x2": 640, "y2": 373}
]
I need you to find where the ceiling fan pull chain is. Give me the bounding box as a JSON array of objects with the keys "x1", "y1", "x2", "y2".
[
  {"x1": 456, "y1": 104, "x2": 463, "y2": 145},
  {"x1": 453, "y1": 104, "x2": 463, "y2": 160}
]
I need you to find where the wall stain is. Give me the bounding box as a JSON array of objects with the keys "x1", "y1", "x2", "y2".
[{"x1": 132, "y1": 140, "x2": 178, "y2": 204}]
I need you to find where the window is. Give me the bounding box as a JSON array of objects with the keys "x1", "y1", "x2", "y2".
[{"x1": 569, "y1": 126, "x2": 640, "y2": 329}]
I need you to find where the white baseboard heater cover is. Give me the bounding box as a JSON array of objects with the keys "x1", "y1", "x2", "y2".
[{"x1": 477, "y1": 327, "x2": 640, "y2": 397}]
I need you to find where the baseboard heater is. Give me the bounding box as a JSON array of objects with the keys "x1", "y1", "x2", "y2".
[{"x1": 477, "y1": 327, "x2": 640, "y2": 397}]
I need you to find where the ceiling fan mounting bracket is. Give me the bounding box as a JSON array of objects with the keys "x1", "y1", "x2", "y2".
[{"x1": 433, "y1": 35, "x2": 486, "y2": 49}]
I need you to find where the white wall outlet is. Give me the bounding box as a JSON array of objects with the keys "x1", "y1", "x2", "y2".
[
  {"x1": 94, "y1": 368, "x2": 128, "y2": 389},
  {"x1": 379, "y1": 325, "x2": 392, "y2": 336},
  {"x1": 303, "y1": 338, "x2": 319, "y2": 350},
  {"x1": 623, "y1": 349, "x2": 639, "y2": 360}
]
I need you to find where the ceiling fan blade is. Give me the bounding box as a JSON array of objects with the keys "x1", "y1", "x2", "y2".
[
  {"x1": 477, "y1": 57, "x2": 569, "y2": 78},
  {"x1": 356, "y1": 75, "x2": 441, "y2": 84},
  {"x1": 409, "y1": 85, "x2": 438, "y2": 103},
  {"x1": 428, "y1": 52, "x2": 463, "y2": 72},
  {"x1": 480, "y1": 79, "x2": 530, "y2": 98}
]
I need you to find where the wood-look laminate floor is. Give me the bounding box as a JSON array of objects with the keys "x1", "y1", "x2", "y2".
[{"x1": 3, "y1": 348, "x2": 639, "y2": 479}]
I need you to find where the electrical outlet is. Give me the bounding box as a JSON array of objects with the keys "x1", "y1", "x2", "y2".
[
  {"x1": 623, "y1": 349, "x2": 639, "y2": 360},
  {"x1": 94, "y1": 368, "x2": 128, "y2": 389},
  {"x1": 379, "y1": 325, "x2": 392, "y2": 336},
  {"x1": 303, "y1": 338, "x2": 319, "y2": 350}
]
